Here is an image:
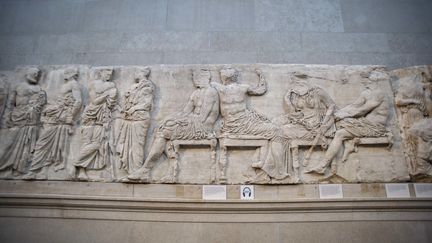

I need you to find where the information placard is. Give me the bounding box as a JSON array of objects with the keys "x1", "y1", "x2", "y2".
[
  {"x1": 385, "y1": 184, "x2": 410, "y2": 198},
  {"x1": 202, "y1": 185, "x2": 226, "y2": 200},
  {"x1": 319, "y1": 184, "x2": 343, "y2": 199},
  {"x1": 414, "y1": 183, "x2": 432, "y2": 198}
]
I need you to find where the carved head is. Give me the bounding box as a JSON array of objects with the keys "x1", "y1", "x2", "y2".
[
  {"x1": 63, "y1": 67, "x2": 79, "y2": 82},
  {"x1": 291, "y1": 72, "x2": 311, "y2": 96},
  {"x1": 135, "y1": 67, "x2": 151, "y2": 82},
  {"x1": 192, "y1": 68, "x2": 211, "y2": 88},
  {"x1": 291, "y1": 81, "x2": 312, "y2": 96},
  {"x1": 220, "y1": 66, "x2": 239, "y2": 85},
  {"x1": 24, "y1": 67, "x2": 41, "y2": 84},
  {"x1": 360, "y1": 70, "x2": 387, "y2": 88},
  {"x1": 94, "y1": 67, "x2": 113, "y2": 82}
]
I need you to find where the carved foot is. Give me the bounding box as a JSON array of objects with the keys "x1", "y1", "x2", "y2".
[
  {"x1": 53, "y1": 164, "x2": 65, "y2": 172},
  {"x1": 66, "y1": 173, "x2": 75, "y2": 181},
  {"x1": 246, "y1": 171, "x2": 271, "y2": 184},
  {"x1": 159, "y1": 175, "x2": 176, "y2": 184},
  {"x1": 341, "y1": 138, "x2": 360, "y2": 162},
  {"x1": 290, "y1": 176, "x2": 301, "y2": 184},
  {"x1": 218, "y1": 176, "x2": 227, "y2": 184},
  {"x1": 251, "y1": 160, "x2": 264, "y2": 169},
  {"x1": 291, "y1": 169, "x2": 301, "y2": 183},
  {"x1": 77, "y1": 174, "x2": 89, "y2": 181},
  {"x1": 22, "y1": 172, "x2": 37, "y2": 180},
  {"x1": 12, "y1": 170, "x2": 22, "y2": 177},
  {"x1": 76, "y1": 169, "x2": 89, "y2": 181},
  {"x1": 330, "y1": 164, "x2": 337, "y2": 175},
  {"x1": 304, "y1": 166, "x2": 326, "y2": 175},
  {"x1": 127, "y1": 170, "x2": 151, "y2": 183},
  {"x1": 121, "y1": 176, "x2": 151, "y2": 183},
  {"x1": 119, "y1": 177, "x2": 131, "y2": 183},
  {"x1": 127, "y1": 170, "x2": 148, "y2": 180}
]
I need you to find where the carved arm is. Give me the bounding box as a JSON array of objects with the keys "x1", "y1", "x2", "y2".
[{"x1": 247, "y1": 69, "x2": 267, "y2": 96}]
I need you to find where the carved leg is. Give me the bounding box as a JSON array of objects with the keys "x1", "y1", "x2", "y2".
[
  {"x1": 306, "y1": 129, "x2": 353, "y2": 175},
  {"x1": 127, "y1": 136, "x2": 167, "y2": 182},
  {"x1": 67, "y1": 166, "x2": 77, "y2": 180},
  {"x1": 210, "y1": 139, "x2": 217, "y2": 184},
  {"x1": 161, "y1": 141, "x2": 179, "y2": 183},
  {"x1": 252, "y1": 141, "x2": 269, "y2": 168},
  {"x1": 291, "y1": 146, "x2": 300, "y2": 182},
  {"x1": 77, "y1": 168, "x2": 89, "y2": 181},
  {"x1": 330, "y1": 160, "x2": 337, "y2": 175},
  {"x1": 341, "y1": 138, "x2": 360, "y2": 162},
  {"x1": 22, "y1": 170, "x2": 37, "y2": 180},
  {"x1": 218, "y1": 144, "x2": 228, "y2": 184}
]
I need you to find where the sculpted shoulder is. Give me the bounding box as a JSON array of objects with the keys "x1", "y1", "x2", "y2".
[
  {"x1": 63, "y1": 79, "x2": 80, "y2": 91},
  {"x1": 205, "y1": 86, "x2": 219, "y2": 97},
  {"x1": 371, "y1": 88, "x2": 386, "y2": 102}
]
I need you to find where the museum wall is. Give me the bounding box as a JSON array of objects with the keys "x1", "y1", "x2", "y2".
[
  {"x1": 0, "y1": 0, "x2": 431, "y2": 70},
  {"x1": 0, "y1": 1, "x2": 432, "y2": 243}
]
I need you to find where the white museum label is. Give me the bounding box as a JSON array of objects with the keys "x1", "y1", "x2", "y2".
[
  {"x1": 385, "y1": 184, "x2": 410, "y2": 198},
  {"x1": 240, "y1": 185, "x2": 255, "y2": 200},
  {"x1": 202, "y1": 185, "x2": 227, "y2": 200},
  {"x1": 319, "y1": 184, "x2": 343, "y2": 199},
  {"x1": 414, "y1": 183, "x2": 432, "y2": 198}
]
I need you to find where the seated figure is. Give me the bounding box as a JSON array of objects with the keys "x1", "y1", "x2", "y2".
[
  {"x1": 306, "y1": 74, "x2": 390, "y2": 175},
  {"x1": 408, "y1": 118, "x2": 432, "y2": 176},
  {"x1": 211, "y1": 66, "x2": 289, "y2": 182},
  {"x1": 127, "y1": 68, "x2": 219, "y2": 182},
  {"x1": 276, "y1": 72, "x2": 336, "y2": 178}
]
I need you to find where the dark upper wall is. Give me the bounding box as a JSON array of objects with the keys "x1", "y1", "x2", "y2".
[{"x1": 0, "y1": 0, "x2": 431, "y2": 70}]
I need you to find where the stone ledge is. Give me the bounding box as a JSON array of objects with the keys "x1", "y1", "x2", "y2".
[
  {"x1": 0, "y1": 180, "x2": 425, "y2": 200},
  {"x1": 0, "y1": 194, "x2": 431, "y2": 223}
]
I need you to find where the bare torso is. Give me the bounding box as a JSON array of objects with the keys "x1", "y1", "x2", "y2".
[
  {"x1": 362, "y1": 89, "x2": 389, "y2": 125},
  {"x1": 15, "y1": 82, "x2": 42, "y2": 106},
  {"x1": 189, "y1": 86, "x2": 219, "y2": 127},
  {"x1": 212, "y1": 83, "x2": 249, "y2": 117}
]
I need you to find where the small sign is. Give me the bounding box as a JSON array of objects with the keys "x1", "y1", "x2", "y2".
[
  {"x1": 240, "y1": 185, "x2": 254, "y2": 200},
  {"x1": 202, "y1": 185, "x2": 226, "y2": 200},
  {"x1": 319, "y1": 184, "x2": 343, "y2": 199},
  {"x1": 414, "y1": 183, "x2": 432, "y2": 198},
  {"x1": 385, "y1": 184, "x2": 410, "y2": 198}
]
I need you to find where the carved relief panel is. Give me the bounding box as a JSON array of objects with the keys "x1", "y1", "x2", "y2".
[{"x1": 0, "y1": 64, "x2": 426, "y2": 184}]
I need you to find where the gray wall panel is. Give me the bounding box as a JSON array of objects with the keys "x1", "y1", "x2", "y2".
[{"x1": 0, "y1": 0, "x2": 431, "y2": 70}]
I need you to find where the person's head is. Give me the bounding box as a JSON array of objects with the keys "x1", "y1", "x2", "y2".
[
  {"x1": 63, "y1": 67, "x2": 78, "y2": 82},
  {"x1": 192, "y1": 68, "x2": 211, "y2": 88},
  {"x1": 25, "y1": 67, "x2": 41, "y2": 84},
  {"x1": 94, "y1": 67, "x2": 113, "y2": 82},
  {"x1": 220, "y1": 66, "x2": 239, "y2": 85},
  {"x1": 135, "y1": 67, "x2": 151, "y2": 83},
  {"x1": 291, "y1": 72, "x2": 311, "y2": 96}
]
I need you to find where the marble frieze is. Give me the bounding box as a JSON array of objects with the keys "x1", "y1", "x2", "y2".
[{"x1": 0, "y1": 64, "x2": 430, "y2": 185}]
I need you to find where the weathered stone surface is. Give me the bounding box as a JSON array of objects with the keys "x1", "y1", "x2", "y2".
[
  {"x1": 391, "y1": 65, "x2": 432, "y2": 180},
  {"x1": 0, "y1": 63, "x2": 423, "y2": 185}
]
